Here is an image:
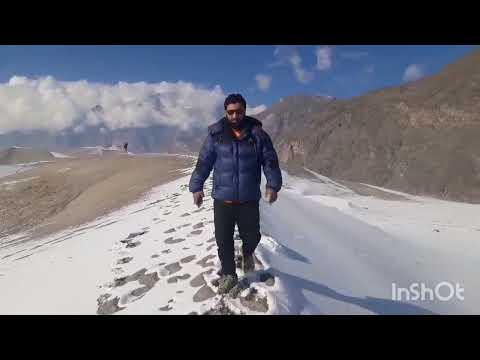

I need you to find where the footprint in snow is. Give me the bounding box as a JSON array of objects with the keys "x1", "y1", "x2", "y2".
[
  {"x1": 206, "y1": 244, "x2": 216, "y2": 252},
  {"x1": 117, "y1": 257, "x2": 134, "y2": 265},
  {"x1": 164, "y1": 237, "x2": 186, "y2": 244},
  {"x1": 165, "y1": 262, "x2": 182, "y2": 275},
  {"x1": 167, "y1": 274, "x2": 191, "y2": 283},
  {"x1": 196, "y1": 255, "x2": 216, "y2": 268},
  {"x1": 180, "y1": 255, "x2": 196, "y2": 263},
  {"x1": 127, "y1": 231, "x2": 148, "y2": 239},
  {"x1": 126, "y1": 241, "x2": 141, "y2": 249}
]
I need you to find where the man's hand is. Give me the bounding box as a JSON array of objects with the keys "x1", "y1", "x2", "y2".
[
  {"x1": 265, "y1": 187, "x2": 278, "y2": 204},
  {"x1": 193, "y1": 191, "x2": 204, "y2": 208}
]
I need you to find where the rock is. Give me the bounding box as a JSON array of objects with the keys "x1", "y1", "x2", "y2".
[
  {"x1": 181, "y1": 213, "x2": 190, "y2": 217},
  {"x1": 182, "y1": 247, "x2": 190, "y2": 250},
  {"x1": 151, "y1": 254, "x2": 160, "y2": 259},
  {"x1": 177, "y1": 273, "x2": 191, "y2": 280},
  {"x1": 177, "y1": 290, "x2": 184, "y2": 294},
  {"x1": 207, "y1": 237, "x2": 216, "y2": 243},
  {"x1": 193, "y1": 222, "x2": 204, "y2": 229},
  {"x1": 189, "y1": 230, "x2": 203, "y2": 236},
  {"x1": 159, "y1": 305, "x2": 172, "y2": 311},
  {"x1": 127, "y1": 231, "x2": 147, "y2": 239},
  {"x1": 190, "y1": 273, "x2": 206, "y2": 288},
  {"x1": 187, "y1": 311, "x2": 198, "y2": 315},
  {"x1": 126, "y1": 241, "x2": 141, "y2": 248},
  {"x1": 162, "y1": 249, "x2": 171, "y2": 254},
  {"x1": 97, "y1": 296, "x2": 125, "y2": 315},
  {"x1": 164, "y1": 228, "x2": 176, "y2": 234},
  {"x1": 434, "y1": 229, "x2": 440, "y2": 232},
  {"x1": 165, "y1": 262, "x2": 182, "y2": 275},
  {"x1": 180, "y1": 255, "x2": 196, "y2": 263},
  {"x1": 117, "y1": 257, "x2": 133, "y2": 264},
  {"x1": 193, "y1": 285, "x2": 216, "y2": 302}
]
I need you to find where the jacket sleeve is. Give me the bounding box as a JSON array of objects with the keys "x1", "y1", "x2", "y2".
[
  {"x1": 260, "y1": 131, "x2": 282, "y2": 193},
  {"x1": 189, "y1": 133, "x2": 216, "y2": 193}
]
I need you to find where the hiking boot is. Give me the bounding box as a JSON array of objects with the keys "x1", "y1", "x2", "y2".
[
  {"x1": 217, "y1": 275, "x2": 238, "y2": 295},
  {"x1": 242, "y1": 254, "x2": 255, "y2": 274}
]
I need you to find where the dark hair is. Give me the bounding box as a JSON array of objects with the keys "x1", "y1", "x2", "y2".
[{"x1": 224, "y1": 94, "x2": 246, "y2": 110}]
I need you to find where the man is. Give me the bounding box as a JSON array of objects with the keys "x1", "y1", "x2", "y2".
[{"x1": 189, "y1": 94, "x2": 282, "y2": 294}]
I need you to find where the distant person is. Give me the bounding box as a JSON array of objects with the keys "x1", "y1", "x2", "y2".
[
  {"x1": 123, "y1": 142, "x2": 128, "y2": 153},
  {"x1": 189, "y1": 94, "x2": 282, "y2": 294}
]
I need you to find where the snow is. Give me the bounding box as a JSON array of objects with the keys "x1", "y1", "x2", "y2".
[
  {"x1": 50, "y1": 152, "x2": 73, "y2": 159},
  {"x1": 0, "y1": 164, "x2": 479, "y2": 315},
  {"x1": 0, "y1": 165, "x2": 27, "y2": 179},
  {"x1": 257, "y1": 171, "x2": 480, "y2": 314}
]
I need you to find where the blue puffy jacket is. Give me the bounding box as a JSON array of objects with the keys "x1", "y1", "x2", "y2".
[{"x1": 189, "y1": 116, "x2": 282, "y2": 202}]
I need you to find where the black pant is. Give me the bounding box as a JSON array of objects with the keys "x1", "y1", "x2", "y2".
[{"x1": 213, "y1": 199, "x2": 261, "y2": 276}]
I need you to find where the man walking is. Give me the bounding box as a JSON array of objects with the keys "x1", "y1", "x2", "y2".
[{"x1": 189, "y1": 94, "x2": 282, "y2": 294}]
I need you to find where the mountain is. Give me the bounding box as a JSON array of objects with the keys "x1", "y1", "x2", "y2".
[
  {"x1": 0, "y1": 147, "x2": 55, "y2": 165},
  {"x1": 0, "y1": 123, "x2": 205, "y2": 155},
  {"x1": 257, "y1": 49, "x2": 480, "y2": 203}
]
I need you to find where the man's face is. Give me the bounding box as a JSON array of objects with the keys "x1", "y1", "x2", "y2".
[{"x1": 225, "y1": 102, "x2": 246, "y2": 129}]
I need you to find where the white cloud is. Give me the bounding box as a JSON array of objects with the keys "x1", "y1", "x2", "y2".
[
  {"x1": 255, "y1": 74, "x2": 272, "y2": 91},
  {"x1": 316, "y1": 46, "x2": 333, "y2": 71},
  {"x1": 246, "y1": 104, "x2": 267, "y2": 116},
  {"x1": 273, "y1": 46, "x2": 315, "y2": 84},
  {"x1": 403, "y1": 64, "x2": 424, "y2": 82},
  {"x1": 0, "y1": 76, "x2": 226, "y2": 135}
]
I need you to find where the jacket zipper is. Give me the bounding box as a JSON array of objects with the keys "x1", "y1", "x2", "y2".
[{"x1": 236, "y1": 140, "x2": 240, "y2": 200}]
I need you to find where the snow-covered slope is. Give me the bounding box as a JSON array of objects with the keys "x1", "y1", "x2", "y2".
[
  {"x1": 1, "y1": 166, "x2": 479, "y2": 315},
  {"x1": 50, "y1": 152, "x2": 73, "y2": 159}
]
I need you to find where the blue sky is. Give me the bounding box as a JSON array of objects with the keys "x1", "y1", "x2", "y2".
[{"x1": 0, "y1": 45, "x2": 477, "y2": 109}]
